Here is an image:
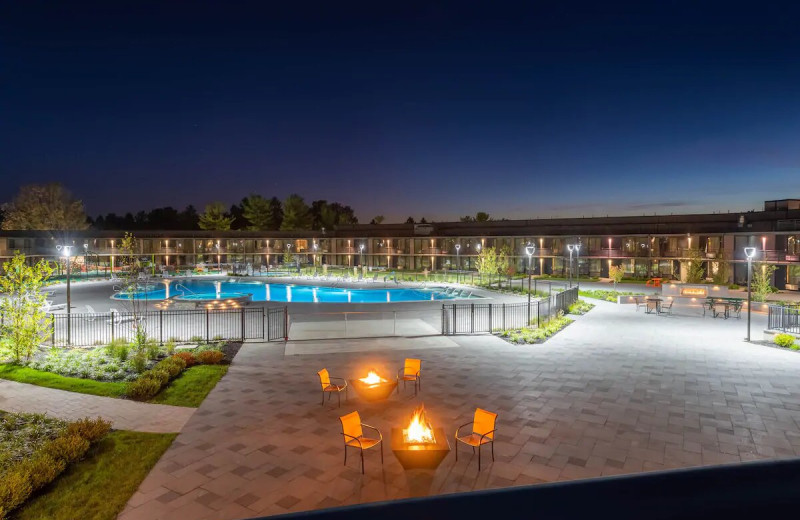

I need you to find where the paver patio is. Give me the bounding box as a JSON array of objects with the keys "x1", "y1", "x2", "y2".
[
  {"x1": 0, "y1": 379, "x2": 194, "y2": 433},
  {"x1": 119, "y1": 301, "x2": 800, "y2": 519}
]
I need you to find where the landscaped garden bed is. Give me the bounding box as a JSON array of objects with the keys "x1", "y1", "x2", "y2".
[
  {"x1": 494, "y1": 312, "x2": 574, "y2": 344},
  {"x1": 579, "y1": 289, "x2": 645, "y2": 302},
  {"x1": 0, "y1": 412, "x2": 112, "y2": 519},
  {"x1": 567, "y1": 299, "x2": 595, "y2": 315},
  {"x1": 0, "y1": 340, "x2": 239, "y2": 407}
]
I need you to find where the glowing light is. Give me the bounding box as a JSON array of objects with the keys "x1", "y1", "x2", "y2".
[
  {"x1": 403, "y1": 404, "x2": 436, "y2": 444},
  {"x1": 359, "y1": 370, "x2": 387, "y2": 386}
]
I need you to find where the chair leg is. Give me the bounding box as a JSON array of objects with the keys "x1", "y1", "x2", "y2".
[
  {"x1": 381, "y1": 442, "x2": 384, "y2": 464},
  {"x1": 337, "y1": 391, "x2": 341, "y2": 407},
  {"x1": 344, "y1": 446, "x2": 347, "y2": 465},
  {"x1": 478, "y1": 444, "x2": 481, "y2": 471},
  {"x1": 491, "y1": 441, "x2": 494, "y2": 461},
  {"x1": 360, "y1": 450, "x2": 365, "y2": 474}
]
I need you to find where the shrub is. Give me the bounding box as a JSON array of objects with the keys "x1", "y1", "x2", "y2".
[
  {"x1": 165, "y1": 339, "x2": 177, "y2": 356},
  {"x1": 774, "y1": 333, "x2": 796, "y2": 349},
  {"x1": 106, "y1": 339, "x2": 130, "y2": 362},
  {"x1": 728, "y1": 284, "x2": 741, "y2": 290},
  {"x1": 0, "y1": 467, "x2": 32, "y2": 517},
  {"x1": 24, "y1": 452, "x2": 66, "y2": 489},
  {"x1": 145, "y1": 341, "x2": 161, "y2": 360},
  {"x1": 173, "y1": 351, "x2": 198, "y2": 367},
  {"x1": 196, "y1": 350, "x2": 225, "y2": 365},
  {"x1": 156, "y1": 357, "x2": 186, "y2": 379},
  {"x1": 126, "y1": 376, "x2": 163, "y2": 400},
  {"x1": 131, "y1": 352, "x2": 148, "y2": 373},
  {"x1": 66, "y1": 417, "x2": 111, "y2": 443},
  {"x1": 42, "y1": 433, "x2": 90, "y2": 464},
  {"x1": 149, "y1": 369, "x2": 170, "y2": 386},
  {"x1": 189, "y1": 335, "x2": 204, "y2": 343},
  {"x1": 791, "y1": 344, "x2": 800, "y2": 351}
]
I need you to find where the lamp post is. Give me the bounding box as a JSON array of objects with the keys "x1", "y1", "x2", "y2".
[
  {"x1": 359, "y1": 243, "x2": 365, "y2": 267},
  {"x1": 57, "y1": 245, "x2": 73, "y2": 345},
  {"x1": 313, "y1": 242, "x2": 318, "y2": 274},
  {"x1": 455, "y1": 244, "x2": 461, "y2": 284},
  {"x1": 574, "y1": 243, "x2": 582, "y2": 289},
  {"x1": 525, "y1": 244, "x2": 535, "y2": 325},
  {"x1": 566, "y1": 244, "x2": 575, "y2": 288},
  {"x1": 744, "y1": 247, "x2": 757, "y2": 342}
]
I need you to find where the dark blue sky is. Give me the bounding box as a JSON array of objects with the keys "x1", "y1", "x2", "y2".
[{"x1": 1, "y1": 1, "x2": 799, "y2": 222}]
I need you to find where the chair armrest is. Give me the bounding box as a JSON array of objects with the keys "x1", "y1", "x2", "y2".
[
  {"x1": 341, "y1": 432, "x2": 362, "y2": 448},
  {"x1": 479, "y1": 429, "x2": 497, "y2": 443},
  {"x1": 328, "y1": 376, "x2": 347, "y2": 386},
  {"x1": 360, "y1": 423, "x2": 382, "y2": 440},
  {"x1": 455, "y1": 421, "x2": 474, "y2": 437}
]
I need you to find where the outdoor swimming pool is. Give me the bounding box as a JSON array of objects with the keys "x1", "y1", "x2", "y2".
[{"x1": 112, "y1": 279, "x2": 478, "y2": 303}]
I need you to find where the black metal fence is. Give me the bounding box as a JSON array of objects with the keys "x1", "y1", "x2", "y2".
[
  {"x1": 442, "y1": 287, "x2": 578, "y2": 334},
  {"x1": 768, "y1": 304, "x2": 800, "y2": 334},
  {"x1": 50, "y1": 307, "x2": 287, "y2": 346}
]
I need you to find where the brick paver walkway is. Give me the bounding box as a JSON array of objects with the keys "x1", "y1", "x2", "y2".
[
  {"x1": 120, "y1": 301, "x2": 800, "y2": 519},
  {"x1": 0, "y1": 380, "x2": 194, "y2": 433}
]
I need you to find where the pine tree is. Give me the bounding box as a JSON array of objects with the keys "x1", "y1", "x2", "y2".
[{"x1": 198, "y1": 202, "x2": 233, "y2": 230}]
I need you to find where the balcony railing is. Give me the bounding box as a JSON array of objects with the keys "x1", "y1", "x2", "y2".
[{"x1": 421, "y1": 247, "x2": 442, "y2": 255}]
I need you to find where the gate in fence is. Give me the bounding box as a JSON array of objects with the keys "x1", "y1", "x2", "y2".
[
  {"x1": 442, "y1": 287, "x2": 578, "y2": 335},
  {"x1": 50, "y1": 306, "x2": 287, "y2": 346}
]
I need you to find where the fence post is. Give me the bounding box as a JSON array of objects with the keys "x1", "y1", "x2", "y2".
[
  {"x1": 502, "y1": 302, "x2": 506, "y2": 330},
  {"x1": 241, "y1": 308, "x2": 246, "y2": 342},
  {"x1": 470, "y1": 303, "x2": 474, "y2": 334},
  {"x1": 111, "y1": 315, "x2": 115, "y2": 343},
  {"x1": 262, "y1": 307, "x2": 266, "y2": 340},
  {"x1": 283, "y1": 306, "x2": 288, "y2": 341},
  {"x1": 51, "y1": 316, "x2": 56, "y2": 347},
  {"x1": 452, "y1": 304, "x2": 457, "y2": 334},
  {"x1": 159, "y1": 310, "x2": 163, "y2": 346},
  {"x1": 206, "y1": 308, "x2": 210, "y2": 343},
  {"x1": 489, "y1": 303, "x2": 493, "y2": 332},
  {"x1": 537, "y1": 300, "x2": 541, "y2": 327}
]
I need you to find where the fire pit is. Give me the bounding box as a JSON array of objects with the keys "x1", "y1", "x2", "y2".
[
  {"x1": 350, "y1": 370, "x2": 398, "y2": 402},
  {"x1": 391, "y1": 404, "x2": 451, "y2": 470}
]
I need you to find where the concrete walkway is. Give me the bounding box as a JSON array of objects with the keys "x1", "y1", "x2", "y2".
[{"x1": 0, "y1": 379, "x2": 194, "y2": 433}]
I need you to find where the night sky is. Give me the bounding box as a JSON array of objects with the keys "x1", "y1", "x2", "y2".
[{"x1": 1, "y1": 1, "x2": 799, "y2": 222}]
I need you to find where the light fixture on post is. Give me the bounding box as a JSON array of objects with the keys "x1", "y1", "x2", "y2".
[
  {"x1": 525, "y1": 243, "x2": 536, "y2": 325},
  {"x1": 455, "y1": 244, "x2": 461, "y2": 284},
  {"x1": 566, "y1": 244, "x2": 575, "y2": 288},
  {"x1": 313, "y1": 242, "x2": 318, "y2": 274},
  {"x1": 215, "y1": 241, "x2": 221, "y2": 273},
  {"x1": 57, "y1": 245, "x2": 73, "y2": 345},
  {"x1": 574, "y1": 242, "x2": 582, "y2": 289},
  {"x1": 359, "y1": 243, "x2": 365, "y2": 268},
  {"x1": 744, "y1": 246, "x2": 757, "y2": 342}
]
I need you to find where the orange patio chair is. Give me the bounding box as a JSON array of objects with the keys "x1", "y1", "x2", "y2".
[
  {"x1": 318, "y1": 368, "x2": 348, "y2": 407},
  {"x1": 339, "y1": 411, "x2": 383, "y2": 474},
  {"x1": 455, "y1": 408, "x2": 498, "y2": 470},
  {"x1": 397, "y1": 358, "x2": 422, "y2": 395}
]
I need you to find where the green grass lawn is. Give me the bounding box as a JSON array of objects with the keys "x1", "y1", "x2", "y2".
[
  {"x1": 15, "y1": 430, "x2": 176, "y2": 520},
  {"x1": 0, "y1": 364, "x2": 126, "y2": 398},
  {"x1": 149, "y1": 364, "x2": 228, "y2": 407}
]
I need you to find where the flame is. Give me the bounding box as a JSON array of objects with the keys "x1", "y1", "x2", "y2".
[
  {"x1": 403, "y1": 404, "x2": 436, "y2": 444},
  {"x1": 359, "y1": 370, "x2": 386, "y2": 386}
]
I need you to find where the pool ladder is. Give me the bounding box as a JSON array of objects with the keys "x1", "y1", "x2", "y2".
[{"x1": 175, "y1": 283, "x2": 197, "y2": 296}]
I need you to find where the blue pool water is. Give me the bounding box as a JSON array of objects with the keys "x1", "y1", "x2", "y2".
[{"x1": 112, "y1": 279, "x2": 476, "y2": 303}]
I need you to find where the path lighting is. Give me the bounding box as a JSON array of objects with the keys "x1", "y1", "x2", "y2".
[
  {"x1": 574, "y1": 243, "x2": 582, "y2": 289},
  {"x1": 56, "y1": 245, "x2": 73, "y2": 344},
  {"x1": 215, "y1": 242, "x2": 221, "y2": 273},
  {"x1": 744, "y1": 247, "x2": 757, "y2": 342},
  {"x1": 313, "y1": 242, "x2": 318, "y2": 273},
  {"x1": 525, "y1": 244, "x2": 536, "y2": 324},
  {"x1": 360, "y1": 243, "x2": 365, "y2": 267},
  {"x1": 455, "y1": 244, "x2": 461, "y2": 283}
]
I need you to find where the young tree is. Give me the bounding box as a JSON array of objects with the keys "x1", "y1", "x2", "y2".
[
  {"x1": 0, "y1": 253, "x2": 54, "y2": 362},
  {"x1": 497, "y1": 245, "x2": 512, "y2": 275},
  {"x1": 476, "y1": 246, "x2": 499, "y2": 276},
  {"x1": 608, "y1": 264, "x2": 624, "y2": 289},
  {"x1": 242, "y1": 194, "x2": 273, "y2": 230},
  {"x1": 280, "y1": 194, "x2": 312, "y2": 230},
  {"x1": 198, "y1": 202, "x2": 234, "y2": 230},
  {"x1": 475, "y1": 211, "x2": 491, "y2": 222},
  {"x1": 2, "y1": 183, "x2": 89, "y2": 230},
  {"x1": 752, "y1": 263, "x2": 777, "y2": 302},
  {"x1": 712, "y1": 259, "x2": 731, "y2": 285},
  {"x1": 683, "y1": 248, "x2": 706, "y2": 284},
  {"x1": 370, "y1": 215, "x2": 385, "y2": 225},
  {"x1": 405, "y1": 217, "x2": 415, "y2": 224},
  {"x1": 117, "y1": 233, "x2": 149, "y2": 348}
]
